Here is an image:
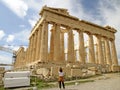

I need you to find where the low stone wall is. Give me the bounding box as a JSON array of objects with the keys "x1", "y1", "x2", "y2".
[
  {"x1": 36, "y1": 68, "x2": 50, "y2": 78},
  {"x1": 111, "y1": 65, "x2": 120, "y2": 72},
  {"x1": 0, "y1": 67, "x2": 5, "y2": 85},
  {"x1": 13, "y1": 62, "x2": 120, "y2": 80}
]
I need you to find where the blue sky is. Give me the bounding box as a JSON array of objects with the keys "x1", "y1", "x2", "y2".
[{"x1": 0, "y1": 0, "x2": 120, "y2": 65}]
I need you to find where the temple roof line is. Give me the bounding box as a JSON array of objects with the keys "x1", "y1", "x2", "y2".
[
  {"x1": 80, "y1": 20, "x2": 117, "y2": 33},
  {"x1": 30, "y1": 6, "x2": 117, "y2": 38},
  {"x1": 40, "y1": 5, "x2": 79, "y2": 20}
]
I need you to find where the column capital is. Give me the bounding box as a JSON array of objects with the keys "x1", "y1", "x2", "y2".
[
  {"x1": 86, "y1": 31, "x2": 92, "y2": 35},
  {"x1": 53, "y1": 22, "x2": 61, "y2": 26},
  {"x1": 95, "y1": 34, "x2": 102, "y2": 37},
  {"x1": 66, "y1": 26, "x2": 72, "y2": 30},
  {"x1": 42, "y1": 20, "x2": 49, "y2": 25},
  {"x1": 109, "y1": 38, "x2": 115, "y2": 41},
  {"x1": 77, "y1": 29, "x2": 84, "y2": 33},
  {"x1": 95, "y1": 34, "x2": 103, "y2": 39}
]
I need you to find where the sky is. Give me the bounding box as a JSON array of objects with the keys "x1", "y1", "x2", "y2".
[{"x1": 0, "y1": 0, "x2": 120, "y2": 66}]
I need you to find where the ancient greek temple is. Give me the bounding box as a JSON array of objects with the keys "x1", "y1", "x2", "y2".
[{"x1": 14, "y1": 6, "x2": 119, "y2": 77}]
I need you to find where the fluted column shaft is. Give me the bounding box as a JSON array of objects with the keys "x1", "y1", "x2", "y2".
[
  {"x1": 53, "y1": 24, "x2": 61, "y2": 61},
  {"x1": 31, "y1": 34, "x2": 35, "y2": 62},
  {"x1": 27, "y1": 49, "x2": 29, "y2": 64},
  {"x1": 35, "y1": 30, "x2": 39, "y2": 61},
  {"x1": 74, "y1": 50, "x2": 77, "y2": 61},
  {"x1": 30, "y1": 36, "x2": 33, "y2": 63},
  {"x1": 105, "y1": 38, "x2": 112, "y2": 65},
  {"x1": 102, "y1": 41, "x2": 106, "y2": 64},
  {"x1": 25, "y1": 48, "x2": 28, "y2": 65},
  {"x1": 67, "y1": 29, "x2": 75, "y2": 63},
  {"x1": 78, "y1": 31, "x2": 85, "y2": 64},
  {"x1": 60, "y1": 32, "x2": 65, "y2": 62},
  {"x1": 33, "y1": 31, "x2": 37, "y2": 62},
  {"x1": 96, "y1": 35, "x2": 104, "y2": 64},
  {"x1": 35, "y1": 25, "x2": 42, "y2": 61},
  {"x1": 49, "y1": 26, "x2": 55, "y2": 61},
  {"x1": 88, "y1": 33, "x2": 95, "y2": 63},
  {"x1": 111, "y1": 40, "x2": 118, "y2": 65},
  {"x1": 40, "y1": 20, "x2": 48, "y2": 62},
  {"x1": 27, "y1": 38, "x2": 31, "y2": 64},
  {"x1": 38, "y1": 25, "x2": 42, "y2": 60},
  {"x1": 95, "y1": 44, "x2": 98, "y2": 64}
]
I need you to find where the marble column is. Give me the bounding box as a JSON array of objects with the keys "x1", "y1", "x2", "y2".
[
  {"x1": 38, "y1": 25, "x2": 42, "y2": 60},
  {"x1": 27, "y1": 49, "x2": 29, "y2": 65},
  {"x1": 60, "y1": 32, "x2": 65, "y2": 62},
  {"x1": 33, "y1": 31, "x2": 37, "y2": 62},
  {"x1": 65, "y1": 52, "x2": 67, "y2": 61},
  {"x1": 29, "y1": 37, "x2": 32, "y2": 63},
  {"x1": 25, "y1": 48, "x2": 28, "y2": 65},
  {"x1": 35, "y1": 29, "x2": 39, "y2": 60},
  {"x1": 67, "y1": 29, "x2": 75, "y2": 63},
  {"x1": 34, "y1": 28, "x2": 41, "y2": 61},
  {"x1": 105, "y1": 38, "x2": 112, "y2": 65},
  {"x1": 111, "y1": 39, "x2": 118, "y2": 65},
  {"x1": 40, "y1": 20, "x2": 48, "y2": 62},
  {"x1": 78, "y1": 31, "x2": 85, "y2": 64},
  {"x1": 96, "y1": 35, "x2": 104, "y2": 64},
  {"x1": 27, "y1": 45, "x2": 31, "y2": 64},
  {"x1": 53, "y1": 24, "x2": 61, "y2": 61},
  {"x1": 95, "y1": 44, "x2": 98, "y2": 64},
  {"x1": 31, "y1": 34, "x2": 35, "y2": 62},
  {"x1": 88, "y1": 33, "x2": 95, "y2": 63},
  {"x1": 74, "y1": 50, "x2": 77, "y2": 61},
  {"x1": 49, "y1": 26, "x2": 55, "y2": 61},
  {"x1": 102, "y1": 40, "x2": 106, "y2": 64},
  {"x1": 35, "y1": 26, "x2": 42, "y2": 60}
]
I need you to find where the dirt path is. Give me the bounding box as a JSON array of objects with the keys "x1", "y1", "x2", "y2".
[{"x1": 44, "y1": 73, "x2": 120, "y2": 90}]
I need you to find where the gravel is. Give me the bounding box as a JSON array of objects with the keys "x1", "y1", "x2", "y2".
[{"x1": 44, "y1": 73, "x2": 120, "y2": 90}]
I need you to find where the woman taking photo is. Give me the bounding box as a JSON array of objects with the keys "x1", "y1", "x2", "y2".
[{"x1": 58, "y1": 67, "x2": 65, "y2": 90}]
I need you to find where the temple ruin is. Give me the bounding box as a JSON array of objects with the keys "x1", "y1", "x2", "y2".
[{"x1": 14, "y1": 6, "x2": 119, "y2": 77}]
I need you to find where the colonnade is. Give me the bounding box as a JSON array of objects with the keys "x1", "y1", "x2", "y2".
[
  {"x1": 14, "y1": 7, "x2": 118, "y2": 70},
  {"x1": 14, "y1": 20, "x2": 118, "y2": 69},
  {"x1": 15, "y1": 20, "x2": 117, "y2": 67}
]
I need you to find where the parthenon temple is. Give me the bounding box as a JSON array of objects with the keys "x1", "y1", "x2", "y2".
[{"x1": 14, "y1": 6, "x2": 119, "y2": 77}]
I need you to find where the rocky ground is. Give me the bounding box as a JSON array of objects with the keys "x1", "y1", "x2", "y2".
[{"x1": 44, "y1": 73, "x2": 120, "y2": 90}]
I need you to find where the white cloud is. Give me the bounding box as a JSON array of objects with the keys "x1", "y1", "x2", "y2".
[
  {"x1": 25, "y1": 0, "x2": 42, "y2": 11},
  {"x1": 1, "y1": 0, "x2": 119, "y2": 64},
  {"x1": 98, "y1": 0, "x2": 120, "y2": 62},
  {"x1": 25, "y1": 0, "x2": 103, "y2": 26},
  {"x1": 29, "y1": 19, "x2": 36, "y2": 27},
  {"x1": 19, "y1": 25, "x2": 25, "y2": 28},
  {"x1": 6, "y1": 35, "x2": 14, "y2": 42},
  {"x1": 98, "y1": 0, "x2": 120, "y2": 26},
  {"x1": 0, "y1": 54, "x2": 12, "y2": 64},
  {"x1": 42, "y1": 0, "x2": 71, "y2": 8},
  {"x1": 1, "y1": 0, "x2": 28, "y2": 18},
  {"x1": 4, "y1": 30, "x2": 30, "y2": 50},
  {"x1": 25, "y1": 0, "x2": 72, "y2": 12},
  {"x1": 0, "y1": 30, "x2": 5, "y2": 40},
  {"x1": 3, "y1": 44, "x2": 20, "y2": 52},
  {"x1": 25, "y1": 0, "x2": 73, "y2": 27},
  {"x1": 14, "y1": 29, "x2": 30, "y2": 43},
  {"x1": 28, "y1": 15, "x2": 39, "y2": 27}
]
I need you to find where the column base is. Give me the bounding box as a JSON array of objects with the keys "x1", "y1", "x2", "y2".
[{"x1": 111, "y1": 65, "x2": 120, "y2": 72}]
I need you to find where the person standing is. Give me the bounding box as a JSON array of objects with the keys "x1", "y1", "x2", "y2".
[{"x1": 58, "y1": 67, "x2": 65, "y2": 90}]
